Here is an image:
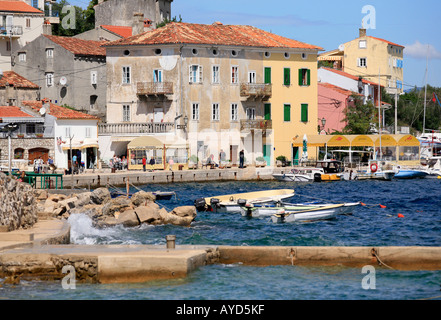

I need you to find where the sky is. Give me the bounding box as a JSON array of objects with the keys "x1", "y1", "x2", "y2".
[{"x1": 70, "y1": 0, "x2": 441, "y2": 89}]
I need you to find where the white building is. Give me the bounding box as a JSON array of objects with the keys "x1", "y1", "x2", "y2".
[
  {"x1": 0, "y1": 0, "x2": 45, "y2": 71},
  {"x1": 22, "y1": 99, "x2": 100, "y2": 171}
]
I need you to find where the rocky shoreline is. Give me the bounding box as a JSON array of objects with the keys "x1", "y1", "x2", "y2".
[{"x1": 35, "y1": 188, "x2": 196, "y2": 228}]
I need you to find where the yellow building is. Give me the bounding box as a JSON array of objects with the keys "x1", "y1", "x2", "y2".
[
  {"x1": 265, "y1": 51, "x2": 321, "y2": 165},
  {"x1": 319, "y1": 28, "x2": 404, "y2": 94}
]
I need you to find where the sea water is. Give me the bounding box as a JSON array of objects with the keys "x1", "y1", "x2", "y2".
[{"x1": 1, "y1": 179, "x2": 440, "y2": 300}]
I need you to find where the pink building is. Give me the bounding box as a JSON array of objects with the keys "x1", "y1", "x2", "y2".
[{"x1": 318, "y1": 83, "x2": 358, "y2": 134}]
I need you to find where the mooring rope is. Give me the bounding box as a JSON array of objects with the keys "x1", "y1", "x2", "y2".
[{"x1": 372, "y1": 251, "x2": 394, "y2": 270}]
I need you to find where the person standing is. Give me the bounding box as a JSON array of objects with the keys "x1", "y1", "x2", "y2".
[
  {"x1": 239, "y1": 149, "x2": 245, "y2": 168},
  {"x1": 149, "y1": 156, "x2": 155, "y2": 171},
  {"x1": 142, "y1": 156, "x2": 147, "y2": 172},
  {"x1": 168, "y1": 157, "x2": 174, "y2": 171}
]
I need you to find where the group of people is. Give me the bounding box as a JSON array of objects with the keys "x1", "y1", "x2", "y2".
[
  {"x1": 110, "y1": 155, "x2": 128, "y2": 171},
  {"x1": 33, "y1": 156, "x2": 56, "y2": 174}
]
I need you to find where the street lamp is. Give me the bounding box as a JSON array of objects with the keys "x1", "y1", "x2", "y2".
[
  {"x1": 0, "y1": 123, "x2": 19, "y2": 176},
  {"x1": 321, "y1": 117, "x2": 326, "y2": 130}
]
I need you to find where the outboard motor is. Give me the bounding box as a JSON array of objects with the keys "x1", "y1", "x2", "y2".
[
  {"x1": 237, "y1": 199, "x2": 247, "y2": 207},
  {"x1": 210, "y1": 198, "x2": 221, "y2": 212},
  {"x1": 194, "y1": 198, "x2": 207, "y2": 212},
  {"x1": 314, "y1": 173, "x2": 322, "y2": 182}
]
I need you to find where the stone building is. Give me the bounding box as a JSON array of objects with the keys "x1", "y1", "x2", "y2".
[
  {"x1": 12, "y1": 34, "x2": 107, "y2": 119},
  {"x1": 101, "y1": 22, "x2": 322, "y2": 168},
  {"x1": 0, "y1": 70, "x2": 40, "y2": 106}
]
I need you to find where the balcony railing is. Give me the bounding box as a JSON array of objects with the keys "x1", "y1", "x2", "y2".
[
  {"x1": 98, "y1": 122, "x2": 175, "y2": 135},
  {"x1": 240, "y1": 119, "x2": 272, "y2": 131},
  {"x1": 240, "y1": 83, "x2": 272, "y2": 100},
  {"x1": 0, "y1": 26, "x2": 23, "y2": 36},
  {"x1": 137, "y1": 82, "x2": 173, "y2": 97}
]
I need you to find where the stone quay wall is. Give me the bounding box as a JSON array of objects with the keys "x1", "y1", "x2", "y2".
[{"x1": 0, "y1": 172, "x2": 37, "y2": 231}]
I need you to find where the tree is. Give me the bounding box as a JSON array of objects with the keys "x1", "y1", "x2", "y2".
[
  {"x1": 341, "y1": 95, "x2": 376, "y2": 134},
  {"x1": 156, "y1": 15, "x2": 183, "y2": 29},
  {"x1": 49, "y1": 0, "x2": 97, "y2": 36}
]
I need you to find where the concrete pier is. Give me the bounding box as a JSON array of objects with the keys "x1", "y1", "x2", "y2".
[
  {"x1": 60, "y1": 166, "x2": 280, "y2": 189},
  {"x1": 1, "y1": 219, "x2": 441, "y2": 284}
]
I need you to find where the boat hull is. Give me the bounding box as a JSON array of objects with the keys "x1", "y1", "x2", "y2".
[
  {"x1": 271, "y1": 204, "x2": 344, "y2": 223},
  {"x1": 395, "y1": 170, "x2": 428, "y2": 179}
]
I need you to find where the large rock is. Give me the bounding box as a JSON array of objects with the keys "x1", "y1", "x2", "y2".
[
  {"x1": 117, "y1": 209, "x2": 140, "y2": 227},
  {"x1": 102, "y1": 197, "x2": 132, "y2": 217},
  {"x1": 169, "y1": 206, "x2": 197, "y2": 218},
  {"x1": 90, "y1": 188, "x2": 111, "y2": 205},
  {"x1": 130, "y1": 191, "x2": 156, "y2": 207},
  {"x1": 159, "y1": 207, "x2": 195, "y2": 227},
  {"x1": 134, "y1": 205, "x2": 161, "y2": 224}
]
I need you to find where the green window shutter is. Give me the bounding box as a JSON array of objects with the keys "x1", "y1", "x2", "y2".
[
  {"x1": 284, "y1": 104, "x2": 291, "y2": 122},
  {"x1": 284, "y1": 68, "x2": 290, "y2": 86},
  {"x1": 298, "y1": 69, "x2": 303, "y2": 86},
  {"x1": 264, "y1": 103, "x2": 271, "y2": 120},
  {"x1": 301, "y1": 104, "x2": 308, "y2": 122},
  {"x1": 264, "y1": 67, "x2": 271, "y2": 84},
  {"x1": 307, "y1": 69, "x2": 311, "y2": 86}
]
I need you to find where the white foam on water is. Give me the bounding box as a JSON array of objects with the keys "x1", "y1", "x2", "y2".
[{"x1": 68, "y1": 213, "x2": 119, "y2": 245}]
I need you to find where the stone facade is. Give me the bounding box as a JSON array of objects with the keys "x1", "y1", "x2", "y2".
[
  {"x1": 0, "y1": 172, "x2": 37, "y2": 231},
  {"x1": 0, "y1": 137, "x2": 54, "y2": 168}
]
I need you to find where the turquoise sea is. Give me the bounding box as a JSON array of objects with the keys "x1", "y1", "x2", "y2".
[{"x1": 1, "y1": 178, "x2": 441, "y2": 301}]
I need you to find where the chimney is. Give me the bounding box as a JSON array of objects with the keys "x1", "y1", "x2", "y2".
[
  {"x1": 359, "y1": 28, "x2": 366, "y2": 37},
  {"x1": 42, "y1": 98, "x2": 50, "y2": 115},
  {"x1": 132, "y1": 12, "x2": 145, "y2": 36},
  {"x1": 43, "y1": 20, "x2": 52, "y2": 35}
]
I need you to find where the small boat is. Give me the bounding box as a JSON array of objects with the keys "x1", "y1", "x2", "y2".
[
  {"x1": 394, "y1": 167, "x2": 428, "y2": 179},
  {"x1": 240, "y1": 202, "x2": 360, "y2": 218},
  {"x1": 270, "y1": 204, "x2": 345, "y2": 223},
  {"x1": 272, "y1": 168, "x2": 324, "y2": 182},
  {"x1": 194, "y1": 189, "x2": 295, "y2": 213},
  {"x1": 355, "y1": 160, "x2": 396, "y2": 181}
]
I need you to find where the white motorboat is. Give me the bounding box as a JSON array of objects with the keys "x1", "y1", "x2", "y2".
[
  {"x1": 355, "y1": 160, "x2": 397, "y2": 181},
  {"x1": 240, "y1": 202, "x2": 360, "y2": 218},
  {"x1": 270, "y1": 204, "x2": 345, "y2": 223},
  {"x1": 194, "y1": 189, "x2": 296, "y2": 213},
  {"x1": 272, "y1": 168, "x2": 324, "y2": 182}
]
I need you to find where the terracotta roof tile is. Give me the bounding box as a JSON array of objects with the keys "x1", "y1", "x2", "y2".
[
  {"x1": 0, "y1": 106, "x2": 33, "y2": 119},
  {"x1": 319, "y1": 83, "x2": 361, "y2": 96},
  {"x1": 0, "y1": 1, "x2": 43, "y2": 14},
  {"x1": 43, "y1": 35, "x2": 106, "y2": 57},
  {"x1": 101, "y1": 25, "x2": 133, "y2": 38},
  {"x1": 320, "y1": 67, "x2": 382, "y2": 87},
  {"x1": 0, "y1": 71, "x2": 39, "y2": 89},
  {"x1": 367, "y1": 36, "x2": 404, "y2": 48},
  {"x1": 106, "y1": 22, "x2": 323, "y2": 51},
  {"x1": 21, "y1": 100, "x2": 99, "y2": 120}
]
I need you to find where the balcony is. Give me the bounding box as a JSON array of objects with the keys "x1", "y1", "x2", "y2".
[
  {"x1": 137, "y1": 82, "x2": 173, "y2": 98},
  {"x1": 240, "y1": 83, "x2": 272, "y2": 101},
  {"x1": 0, "y1": 26, "x2": 23, "y2": 37},
  {"x1": 98, "y1": 122, "x2": 175, "y2": 136},
  {"x1": 240, "y1": 119, "x2": 272, "y2": 132}
]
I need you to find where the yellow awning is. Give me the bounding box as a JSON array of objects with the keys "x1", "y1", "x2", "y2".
[
  {"x1": 292, "y1": 134, "x2": 420, "y2": 148},
  {"x1": 128, "y1": 136, "x2": 164, "y2": 150},
  {"x1": 292, "y1": 135, "x2": 329, "y2": 147},
  {"x1": 349, "y1": 135, "x2": 375, "y2": 147},
  {"x1": 374, "y1": 134, "x2": 396, "y2": 147},
  {"x1": 395, "y1": 134, "x2": 420, "y2": 147},
  {"x1": 326, "y1": 135, "x2": 351, "y2": 147}
]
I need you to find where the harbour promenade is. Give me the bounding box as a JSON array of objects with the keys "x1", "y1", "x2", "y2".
[
  {"x1": 1, "y1": 217, "x2": 441, "y2": 284},
  {"x1": 61, "y1": 166, "x2": 280, "y2": 189}
]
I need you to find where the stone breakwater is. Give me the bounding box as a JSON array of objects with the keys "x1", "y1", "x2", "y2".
[
  {"x1": 0, "y1": 172, "x2": 37, "y2": 231},
  {"x1": 35, "y1": 188, "x2": 197, "y2": 228}
]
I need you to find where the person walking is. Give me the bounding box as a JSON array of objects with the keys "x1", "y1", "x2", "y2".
[
  {"x1": 149, "y1": 156, "x2": 155, "y2": 171},
  {"x1": 142, "y1": 156, "x2": 147, "y2": 172},
  {"x1": 239, "y1": 149, "x2": 245, "y2": 168}
]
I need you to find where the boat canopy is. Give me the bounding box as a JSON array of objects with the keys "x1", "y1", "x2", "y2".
[{"x1": 293, "y1": 134, "x2": 420, "y2": 148}]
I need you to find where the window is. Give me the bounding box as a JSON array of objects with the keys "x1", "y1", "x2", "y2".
[
  {"x1": 14, "y1": 148, "x2": 24, "y2": 160},
  {"x1": 246, "y1": 107, "x2": 255, "y2": 120},
  {"x1": 284, "y1": 104, "x2": 291, "y2": 122},
  {"x1": 65, "y1": 127, "x2": 71, "y2": 138},
  {"x1": 6, "y1": 41, "x2": 10, "y2": 52},
  {"x1": 212, "y1": 65, "x2": 220, "y2": 84},
  {"x1": 122, "y1": 105, "x2": 130, "y2": 122},
  {"x1": 153, "y1": 69, "x2": 163, "y2": 83},
  {"x1": 46, "y1": 48, "x2": 53, "y2": 58},
  {"x1": 90, "y1": 71, "x2": 97, "y2": 85},
  {"x1": 264, "y1": 67, "x2": 271, "y2": 84},
  {"x1": 18, "y1": 52, "x2": 26, "y2": 62},
  {"x1": 45, "y1": 72, "x2": 54, "y2": 87},
  {"x1": 301, "y1": 104, "x2": 308, "y2": 122},
  {"x1": 248, "y1": 71, "x2": 256, "y2": 84},
  {"x1": 212, "y1": 103, "x2": 219, "y2": 121},
  {"x1": 26, "y1": 18, "x2": 31, "y2": 28},
  {"x1": 192, "y1": 103, "x2": 199, "y2": 120},
  {"x1": 90, "y1": 95, "x2": 97, "y2": 109},
  {"x1": 283, "y1": 68, "x2": 290, "y2": 86},
  {"x1": 358, "y1": 57, "x2": 367, "y2": 67},
  {"x1": 85, "y1": 127, "x2": 91, "y2": 138},
  {"x1": 298, "y1": 68, "x2": 311, "y2": 86},
  {"x1": 264, "y1": 103, "x2": 271, "y2": 120},
  {"x1": 189, "y1": 65, "x2": 202, "y2": 83},
  {"x1": 122, "y1": 66, "x2": 131, "y2": 84},
  {"x1": 359, "y1": 40, "x2": 367, "y2": 49},
  {"x1": 231, "y1": 66, "x2": 239, "y2": 84},
  {"x1": 231, "y1": 103, "x2": 238, "y2": 121}
]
